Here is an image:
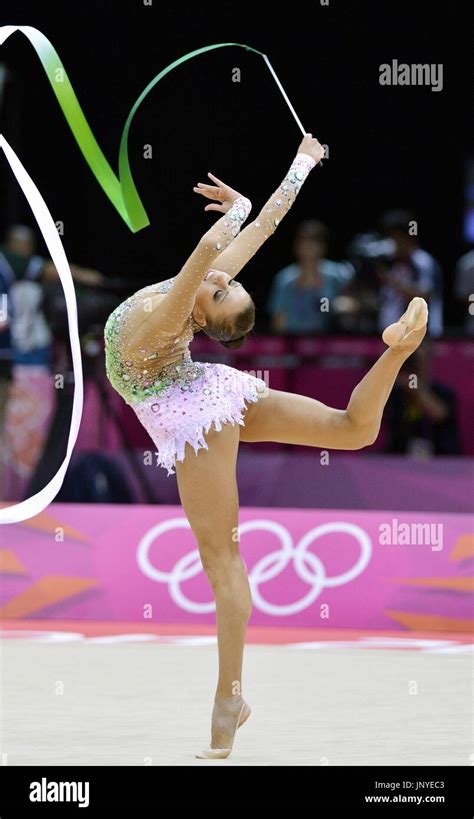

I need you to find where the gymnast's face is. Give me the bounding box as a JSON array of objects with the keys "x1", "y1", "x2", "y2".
[{"x1": 193, "y1": 269, "x2": 251, "y2": 326}]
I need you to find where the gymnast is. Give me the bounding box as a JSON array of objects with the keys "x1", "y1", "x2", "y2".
[{"x1": 104, "y1": 133, "x2": 428, "y2": 758}]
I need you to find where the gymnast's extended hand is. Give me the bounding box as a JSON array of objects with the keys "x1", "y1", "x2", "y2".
[
  {"x1": 296, "y1": 132, "x2": 326, "y2": 165},
  {"x1": 193, "y1": 173, "x2": 245, "y2": 214}
]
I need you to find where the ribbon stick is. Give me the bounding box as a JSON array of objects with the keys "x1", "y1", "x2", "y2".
[
  {"x1": 261, "y1": 54, "x2": 307, "y2": 136},
  {"x1": 0, "y1": 135, "x2": 84, "y2": 524}
]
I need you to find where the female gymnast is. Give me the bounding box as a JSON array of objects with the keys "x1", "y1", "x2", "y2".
[{"x1": 104, "y1": 134, "x2": 428, "y2": 758}]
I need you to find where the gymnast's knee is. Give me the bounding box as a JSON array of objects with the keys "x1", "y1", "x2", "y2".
[
  {"x1": 198, "y1": 540, "x2": 251, "y2": 600},
  {"x1": 353, "y1": 420, "x2": 380, "y2": 448},
  {"x1": 338, "y1": 412, "x2": 380, "y2": 449},
  {"x1": 199, "y1": 539, "x2": 240, "y2": 581}
]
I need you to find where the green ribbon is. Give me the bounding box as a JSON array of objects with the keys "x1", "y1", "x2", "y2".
[{"x1": 3, "y1": 26, "x2": 264, "y2": 232}]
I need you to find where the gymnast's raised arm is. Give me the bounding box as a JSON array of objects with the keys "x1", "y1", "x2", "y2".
[
  {"x1": 123, "y1": 134, "x2": 323, "y2": 347},
  {"x1": 125, "y1": 182, "x2": 252, "y2": 343},
  {"x1": 209, "y1": 133, "x2": 325, "y2": 279}
]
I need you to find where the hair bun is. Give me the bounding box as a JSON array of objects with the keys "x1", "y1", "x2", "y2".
[{"x1": 221, "y1": 334, "x2": 247, "y2": 349}]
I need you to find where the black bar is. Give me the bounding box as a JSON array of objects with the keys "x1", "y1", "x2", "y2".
[{"x1": 0, "y1": 766, "x2": 472, "y2": 813}]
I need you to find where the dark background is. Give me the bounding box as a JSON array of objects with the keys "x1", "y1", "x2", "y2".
[{"x1": 0, "y1": 0, "x2": 471, "y2": 326}]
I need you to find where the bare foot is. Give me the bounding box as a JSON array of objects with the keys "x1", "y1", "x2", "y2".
[
  {"x1": 195, "y1": 694, "x2": 251, "y2": 759},
  {"x1": 382, "y1": 297, "x2": 428, "y2": 352}
]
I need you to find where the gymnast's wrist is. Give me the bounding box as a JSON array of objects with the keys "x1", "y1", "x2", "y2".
[
  {"x1": 229, "y1": 195, "x2": 252, "y2": 218},
  {"x1": 294, "y1": 152, "x2": 317, "y2": 170}
]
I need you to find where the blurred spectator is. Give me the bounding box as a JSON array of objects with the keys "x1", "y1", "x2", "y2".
[
  {"x1": 0, "y1": 224, "x2": 104, "y2": 499},
  {"x1": 385, "y1": 340, "x2": 461, "y2": 456},
  {"x1": 0, "y1": 224, "x2": 104, "y2": 367},
  {"x1": 454, "y1": 248, "x2": 474, "y2": 335},
  {"x1": 332, "y1": 231, "x2": 384, "y2": 333},
  {"x1": 0, "y1": 225, "x2": 47, "y2": 496},
  {"x1": 0, "y1": 226, "x2": 53, "y2": 369},
  {"x1": 267, "y1": 220, "x2": 354, "y2": 333},
  {"x1": 377, "y1": 209, "x2": 443, "y2": 337}
]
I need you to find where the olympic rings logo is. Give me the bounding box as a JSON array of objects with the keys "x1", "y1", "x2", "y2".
[{"x1": 136, "y1": 518, "x2": 372, "y2": 616}]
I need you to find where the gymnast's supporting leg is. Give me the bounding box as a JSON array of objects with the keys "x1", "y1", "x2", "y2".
[{"x1": 175, "y1": 423, "x2": 252, "y2": 758}]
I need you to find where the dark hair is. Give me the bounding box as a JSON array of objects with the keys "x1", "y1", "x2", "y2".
[
  {"x1": 203, "y1": 299, "x2": 256, "y2": 349},
  {"x1": 295, "y1": 219, "x2": 329, "y2": 244},
  {"x1": 379, "y1": 209, "x2": 416, "y2": 235}
]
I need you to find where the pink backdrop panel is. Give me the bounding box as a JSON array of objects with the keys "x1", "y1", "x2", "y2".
[{"x1": 1, "y1": 504, "x2": 471, "y2": 631}]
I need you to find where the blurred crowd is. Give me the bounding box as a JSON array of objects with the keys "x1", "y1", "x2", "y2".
[
  {"x1": 0, "y1": 225, "x2": 105, "y2": 499},
  {"x1": 0, "y1": 214, "x2": 472, "y2": 499},
  {"x1": 266, "y1": 210, "x2": 473, "y2": 337}
]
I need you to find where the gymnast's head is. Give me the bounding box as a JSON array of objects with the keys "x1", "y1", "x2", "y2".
[{"x1": 192, "y1": 269, "x2": 255, "y2": 349}]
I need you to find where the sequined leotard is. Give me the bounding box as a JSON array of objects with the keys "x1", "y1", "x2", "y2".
[{"x1": 104, "y1": 152, "x2": 316, "y2": 473}]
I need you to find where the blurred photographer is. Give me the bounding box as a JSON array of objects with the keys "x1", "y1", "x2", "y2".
[
  {"x1": 385, "y1": 339, "x2": 461, "y2": 457},
  {"x1": 377, "y1": 209, "x2": 443, "y2": 337}
]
